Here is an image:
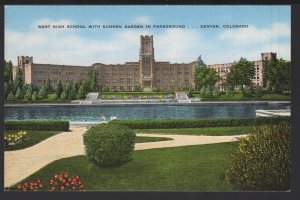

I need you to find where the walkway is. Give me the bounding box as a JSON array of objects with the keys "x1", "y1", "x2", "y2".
[{"x1": 4, "y1": 127, "x2": 245, "y2": 188}]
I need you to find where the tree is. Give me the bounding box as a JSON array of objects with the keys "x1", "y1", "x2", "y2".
[
  {"x1": 68, "y1": 83, "x2": 76, "y2": 100},
  {"x1": 77, "y1": 85, "x2": 86, "y2": 99},
  {"x1": 264, "y1": 59, "x2": 291, "y2": 93},
  {"x1": 89, "y1": 70, "x2": 98, "y2": 92},
  {"x1": 4, "y1": 82, "x2": 9, "y2": 100},
  {"x1": 44, "y1": 78, "x2": 51, "y2": 93},
  {"x1": 194, "y1": 67, "x2": 220, "y2": 90},
  {"x1": 25, "y1": 85, "x2": 33, "y2": 100},
  {"x1": 32, "y1": 91, "x2": 38, "y2": 101},
  {"x1": 14, "y1": 66, "x2": 23, "y2": 92},
  {"x1": 226, "y1": 58, "x2": 255, "y2": 91},
  {"x1": 15, "y1": 87, "x2": 23, "y2": 100},
  {"x1": 195, "y1": 55, "x2": 206, "y2": 68},
  {"x1": 7, "y1": 91, "x2": 15, "y2": 101},
  {"x1": 55, "y1": 79, "x2": 63, "y2": 98},
  {"x1": 38, "y1": 85, "x2": 47, "y2": 99},
  {"x1": 60, "y1": 91, "x2": 67, "y2": 100}
]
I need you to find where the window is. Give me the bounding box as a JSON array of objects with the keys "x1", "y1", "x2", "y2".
[
  {"x1": 127, "y1": 86, "x2": 132, "y2": 91},
  {"x1": 127, "y1": 78, "x2": 132, "y2": 84},
  {"x1": 119, "y1": 86, "x2": 124, "y2": 91},
  {"x1": 120, "y1": 78, "x2": 124, "y2": 83},
  {"x1": 185, "y1": 71, "x2": 189, "y2": 76},
  {"x1": 177, "y1": 71, "x2": 182, "y2": 75}
]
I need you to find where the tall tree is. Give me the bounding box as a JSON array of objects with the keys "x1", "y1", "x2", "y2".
[
  {"x1": 226, "y1": 58, "x2": 255, "y2": 91},
  {"x1": 14, "y1": 66, "x2": 23, "y2": 93},
  {"x1": 55, "y1": 79, "x2": 63, "y2": 97},
  {"x1": 25, "y1": 84, "x2": 33, "y2": 100},
  {"x1": 264, "y1": 58, "x2": 291, "y2": 93},
  {"x1": 38, "y1": 85, "x2": 47, "y2": 99},
  {"x1": 195, "y1": 55, "x2": 206, "y2": 68},
  {"x1": 44, "y1": 78, "x2": 52, "y2": 93},
  {"x1": 15, "y1": 87, "x2": 23, "y2": 100},
  {"x1": 89, "y1": 70, "x2": 98, "y2": 92}
]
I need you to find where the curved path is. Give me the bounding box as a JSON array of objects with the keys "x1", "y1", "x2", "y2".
[{"x1": 4, "y1": 127, "x2": 245, "y2": 188}]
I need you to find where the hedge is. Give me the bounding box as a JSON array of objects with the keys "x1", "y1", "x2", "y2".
[
  {"x1": 83, "y1": 123, "x2": 135, "y2": 167},
  {"x1": 4, "y1": 120, "x2": 69, "y2": 131},
  {"x1": 109, "y1": 117, "x2": 290, "y2": 129}
]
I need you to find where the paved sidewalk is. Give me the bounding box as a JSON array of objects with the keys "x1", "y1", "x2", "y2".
[{"x1": 4, "y1": 127, "x2": 245, "y2": 188}]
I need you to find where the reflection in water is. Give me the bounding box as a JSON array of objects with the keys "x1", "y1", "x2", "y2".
[{"x1": 4, "y1": 104, "x2": 286, "y2": 122}]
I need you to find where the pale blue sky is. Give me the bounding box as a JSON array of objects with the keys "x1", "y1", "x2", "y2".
[{"x1": 5, "y1": 5, "x2": 291, "y2": 65}]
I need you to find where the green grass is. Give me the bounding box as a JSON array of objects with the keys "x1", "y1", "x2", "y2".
[
  {"x1": 4, "y1": 130, "x2": 171, "y2": 151},
  {"x1": 135, "y1": 126, "x2": 254, "y2": 136},
  {"x1": 193, "y1": 92, "x2": 291, "y2": 101},
  {"x1": 135, "y1": 136, "x2": 172, "y2": 143},
  {"x1": 4, "y1": 130, "x2": 62, "y2": 151},
  {"x1": 10, "y1": 142, "x2": 238, "y2": 191}
]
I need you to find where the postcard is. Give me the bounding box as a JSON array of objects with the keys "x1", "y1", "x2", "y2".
[{"x1": 3, "y1": 5, "x2": 291, "y2": 192}]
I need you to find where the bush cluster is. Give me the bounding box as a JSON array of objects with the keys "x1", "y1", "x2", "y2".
[
  {"x1": 226, "y1": 122, "x2": 291, "y2": 191},
  {"x1": 109, "y1": 117, "x2": 290, "y2": 129},
  {"x1": 5, "y1": 120, "x2": 69, "y2": 131},
  {"x1": 83, "y1": 124, "x2": 136, "y2": 167}
]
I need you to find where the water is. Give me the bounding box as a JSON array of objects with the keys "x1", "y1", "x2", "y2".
[{"x1": 4, "y1": 103, "x2": 289, "y2": 121}]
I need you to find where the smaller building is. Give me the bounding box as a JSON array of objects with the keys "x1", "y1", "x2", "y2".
[{"x1": 208, "y1": 52, "x2": 277, "y2": 90}]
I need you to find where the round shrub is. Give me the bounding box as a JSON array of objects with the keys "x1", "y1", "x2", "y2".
[
  {"x1": 226, "y1": 122, "x2": 291, "y2": 191},
  {"x1": 83, "y1": 124, "x2": 136, "y2": 167}
]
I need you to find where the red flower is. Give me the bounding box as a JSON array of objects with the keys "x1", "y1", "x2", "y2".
[
  {"x1": 72, "y1": 186, "x2": 76, "y2": 190},
  {"x1": 80, "y1": 185, "x2": 84, "y2": 189},
  {"x1": 78, "y1": 181, "x2": 82, "y2": 185},
  {"x1": 54, "y1": 174, "x2": 58, "y2": 178},
  {"x1": 73, "y1": 178, "x2": 77, "y2": 182},
  {"x1": 68, "y1": 178, "x2": 72, "y2": 182},
  {"x1": 17, "y1": 184, "x2": 21, "y2": 189},
  {"x1": 75, "y1": 175, "x2": 80, "y2": 179},
  {"x1": 39, "y1": 183, "x2": 43, "y2": 188},
  {"x1": 61, "y1": 186, "x2": 65, "y2": 190},
  {"x1": 65, "y1": 183, "x2": 69, "y2": 187}
]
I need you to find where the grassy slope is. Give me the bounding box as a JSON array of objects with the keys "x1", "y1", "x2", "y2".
[
  {"x1": 11, "y1": 142, "x2": 238, "y2": 191},
  {"x1": 135, "y1": 126, "x2": 254, "y2": 136}
]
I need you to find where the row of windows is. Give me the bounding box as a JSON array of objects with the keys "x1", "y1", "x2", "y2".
[
  {"x1": 34, "y1": 71, "x2": 91, "y2": 75},
  {"x1": 111, "y1": 86, "x2": 140, "y2": 91}
]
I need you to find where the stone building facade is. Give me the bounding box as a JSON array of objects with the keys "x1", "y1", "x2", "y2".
[
  {"x1": 13, "y1": 35, "x2": 276, "y2": 91},
  {"x1": 14, "y1": 35, "x2": 195, "y2": 91}
]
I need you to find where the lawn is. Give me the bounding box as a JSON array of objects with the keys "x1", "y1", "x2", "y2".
[
  {"x1": 4, "y1": 130, "x2": 62, "y2": 151},
  {"x1": 10, "y1": 142, "x2": 238, "y2": 191},
  {"x1": 135, "y1": 136, "x2": 172, "y2": 143},
  {"x1": 193, "y1": 92, "x2": 291, "y2": 101},
  {"x1": 4, "y1": 130, "x2": 172, "y2": 151},
  {"x1": 135, "y1": 126, "x2": 254, "y2": 136}
]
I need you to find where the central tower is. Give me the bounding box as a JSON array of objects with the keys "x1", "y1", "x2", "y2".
[{"x1": 139, "y1": 35, "x2": 155, "y2": 89}]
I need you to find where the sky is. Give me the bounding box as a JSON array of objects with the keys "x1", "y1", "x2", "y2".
[{"x1": 5, "y1": 5, "x2": 291, "y2": 66}]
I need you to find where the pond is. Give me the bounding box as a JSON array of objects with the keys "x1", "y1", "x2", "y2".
[{"x1": 4, "y1": 103, "x2": 290, "y2": 122}]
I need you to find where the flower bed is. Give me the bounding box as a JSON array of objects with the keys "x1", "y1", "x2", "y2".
[
  {"x1": 14, "y1": 172, "x2": 87, "y2": 192},
  {"x1": 4, "y1": 131, "x2": 27, "y2": 146},
  {"x1": 99, "y1": 94, "x2": 175, "y2": 100}
]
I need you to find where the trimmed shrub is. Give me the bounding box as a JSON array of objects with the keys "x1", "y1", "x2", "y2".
[
  {"x1": 226, "y1": 122, "x2": 291, "y2": 191},
  {"x1": 109, "y1": 117, "x2": 290, "y2": 129},
  {"x1": 83, "y1": 124, "x2": 135, "y2": 167},
  {"x1": 5, "y1": 120, "x2": 69, "y2": 131}
]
